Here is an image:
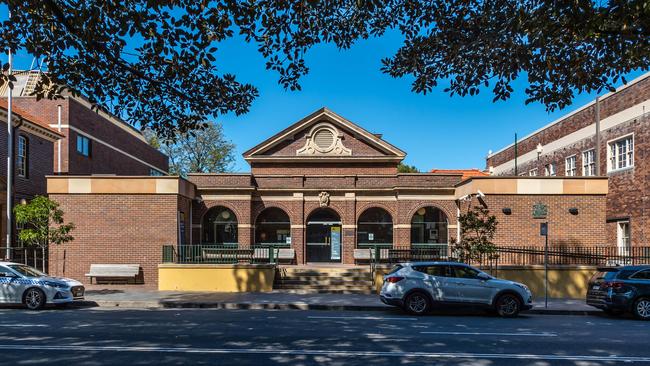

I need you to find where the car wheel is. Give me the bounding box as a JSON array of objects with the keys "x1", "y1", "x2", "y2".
[
  {"x1": 24, "y1": 288, "x2": 46, "y2": 310},
  {"x1": 403, "y1": 292, "x2": 430, "y2": 316},
  {"x1": 495, "y1": 294, "x2": 521, "y2": 318},
  {"x1": 633, "y1": 298, "x2": 650, "y2": 320}
]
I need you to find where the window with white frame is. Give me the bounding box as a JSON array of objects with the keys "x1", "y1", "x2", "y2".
[
  {"x1": 565, "y1": 156, "x2": 577, "y2": 176},
  {"x1": 608, "y1": 135, "x2": 634, "y2": 171},
  {"x1": 544, "y1": 163, "x2": 556, "y2": 176},
  {"x1": 582, "y1": 149, "x2": 596, "y2": 176},
  {"x1": 16, "y1": 135, "x2": 28, "y2": 178},
  {"x1": 529, "y1": 168, "x2": 538, "y2": 176}
]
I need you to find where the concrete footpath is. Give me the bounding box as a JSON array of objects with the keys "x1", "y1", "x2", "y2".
[{"x1": 78, "y1": 288, "x2": 599, "y2": 315}]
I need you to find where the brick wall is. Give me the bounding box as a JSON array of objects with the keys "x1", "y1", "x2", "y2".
[
  {"x1": 459, "y1": 194, "x2": 607, "y2": 247},
  {"x1": 48, "y1": 194, "x2": 181, "y2": 285},
  {"x1": 487, "y1": 74, "x2": 650, "y2": 167},
  {"x1": 194, "y1": 192, "x2": 459, "y2": 265},
  {"x1": 11, "y1": 97, "x2": 168, "y2": 175}
]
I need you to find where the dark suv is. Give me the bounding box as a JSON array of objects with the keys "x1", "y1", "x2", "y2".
[{"x1": 586, "y1": 265, "x2": 650, "y2": 320}]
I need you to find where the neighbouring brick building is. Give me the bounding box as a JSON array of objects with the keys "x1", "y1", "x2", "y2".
[
  {"x1": 2, "y1": 71, "x2": 168, "y2": 176},
  {"x1": 486, "y1": 71, "x2": 650, "y2": 251},
  {"x1": 1, "y1": 71, "x2": 168, "y2": 251},
  {"x1": 1, "y1": 99, "x2": 64, "y2": 246},
  {"x1": 45, "y1": 108, "x2": 608, "y2": 286}
]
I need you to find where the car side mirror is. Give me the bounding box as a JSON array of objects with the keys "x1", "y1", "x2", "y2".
[{"x1": 477, "y1": 273, "x2": 491, "y2": 281}]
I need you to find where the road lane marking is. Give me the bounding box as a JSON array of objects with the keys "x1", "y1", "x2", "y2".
[
  {"x1": 420, "y1": 331, "x2": 557, "y2": 337},
  {"x1": 308, "y1": 316, "x2": 417, "y2": 321},
  {"x1": 0, "y1": 324, "x2": 48, "y2": 328},
  {"x1": 0, "y1": 344, "x2": 647, "y2": 362}
]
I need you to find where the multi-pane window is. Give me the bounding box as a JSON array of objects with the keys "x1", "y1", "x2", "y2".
[
  {"x1": 16, "y1": 135, "x2": 28, "y2": 178},
  {"x1": 608, "y1": 135, "x2": 634, "y2": 171},
  {"x1": 582, "y1": 149, "x2": 596, "y2": 176},
  {"x1": 529, "y1": 168, "x2": 538, "y2": 176},
  {"x1": 544, "y1": 163, "x2": 556, "y2": 176},
  {"x1": 565, "y1": 156, "x2": 577, "y2": 176},
  {"x1": 76, "y1": 134, "x2": 91, "y2": 157}
]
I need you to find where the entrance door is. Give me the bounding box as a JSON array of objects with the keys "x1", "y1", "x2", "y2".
[{"x1": 306, "y1": 209, "x2": 342, "y2": 263}]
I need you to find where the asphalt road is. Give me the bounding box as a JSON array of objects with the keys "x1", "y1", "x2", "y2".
[{"x1": 0, "y1": 307, "x2": 648, "y2": 365}]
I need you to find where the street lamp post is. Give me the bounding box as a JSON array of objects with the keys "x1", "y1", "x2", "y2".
[{"x1": 5, "y1": 10, "x2": 14, "y2": 261}]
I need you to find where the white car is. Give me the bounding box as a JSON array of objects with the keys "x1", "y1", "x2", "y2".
[
  {"x1": 0, "y1": 262, "x2": 85, "y2": 310},
  {"x1": 380, "y1": 262, "x2": 533, "y2": 317}
]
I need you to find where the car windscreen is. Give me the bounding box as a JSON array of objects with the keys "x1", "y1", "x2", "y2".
[{"x1": 8, "y1": 265, "x2": 46, "y2": 278}]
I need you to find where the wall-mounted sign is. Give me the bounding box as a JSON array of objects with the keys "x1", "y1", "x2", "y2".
[
  {"x1": 330, "y1": 226, "x2": 341, "y2": 260},
  {"x1": 368, "y1": 233, "x2": 374, "y2": 241},
  {"x1": 540, "y1": 222, "x2": 548, "y2": 236},
  {"x1": 533, "y1": 203, "x2": 548, "y2": 219}
]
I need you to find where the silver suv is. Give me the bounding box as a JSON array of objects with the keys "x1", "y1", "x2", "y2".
[{"x1": 380, "y1": 262, "x2": 533, "y2": 317}]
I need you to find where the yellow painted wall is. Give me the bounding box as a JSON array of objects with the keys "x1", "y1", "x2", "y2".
[
  {"x1": 374, "y1": 265, "x2": 597, "y2": 299},
  {"x1": 158, "y1": 264, "x2": 275, "y2": 292}
]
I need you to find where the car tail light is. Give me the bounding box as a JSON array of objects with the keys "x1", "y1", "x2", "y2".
[
  {"x1": 602, "y1": 282, "x2": 624, "y2": 290},
  {"x1": 385, "y1": 276, "x2": 404, "y2": 283}
]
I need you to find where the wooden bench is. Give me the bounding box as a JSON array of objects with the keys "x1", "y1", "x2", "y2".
[
  {"x1": 354, "y1": 248, "x2": 390, "y2": 263},
  {"x1": 201, "y1": 248, "x2": 251, "y2": 263},
  {"x1": 253, "y1": 248, "x2": 295, "y2": 264},
  {"x1": 85, "y1": 264, "x2": 140, "y2": 284}
]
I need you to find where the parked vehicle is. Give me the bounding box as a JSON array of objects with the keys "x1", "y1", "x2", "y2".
[
  {"x1": 586, "y1": 265, "x2": 650, "y2": 320},
  {"x1": 0, "y1": 262, "x2": 85, "y2": 310},
  {"x1": 380, "y1": 262, "x2": 533, "y2": 317}
]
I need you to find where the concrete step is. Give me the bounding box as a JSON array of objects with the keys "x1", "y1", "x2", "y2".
[
  {"x1": 274, "y1": 279, "x2": 373, "y2": 286},
  {"x1": 274, "y1": 284, "x2": 374, "y2": 291},
  {"x1": 272, "y1": 288, "x2": 376, "y2": 295},
  {"x1": 277, "y1": 267, "x2": 370, "y2": 274},
  {"x1": 274, "y1": 275, "x2": 371, "y2": 281}
]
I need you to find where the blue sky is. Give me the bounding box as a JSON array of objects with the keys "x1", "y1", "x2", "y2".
[{"x1": 3, "y1": 15, "x2": 645, "y2": 172}]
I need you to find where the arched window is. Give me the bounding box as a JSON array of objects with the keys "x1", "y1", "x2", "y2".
[
  {"x1": 202, "y1": 206, "x2": 238, "y2": 245},
  {"x1": 411, "y1": 206, "x2": 448, "y2": 245},
  {"x1": 357, "y1": 207, "x2": 393, "y2": 247},
  {"x1": 255, "y1": 207, "x2": 291, "y2": 245}
]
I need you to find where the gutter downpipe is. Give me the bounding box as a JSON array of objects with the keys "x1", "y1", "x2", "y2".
[
  {"x1": 57, "y1": 105, "x2": 62, "y2": 173},
  {"x1": 595, "y1": 97, "x2": 601, "y2": 176}
]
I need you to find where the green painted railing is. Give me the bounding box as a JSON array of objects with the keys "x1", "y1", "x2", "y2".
[{"x1": 162, "y1": 244, "x2": 285, "y2": 264}]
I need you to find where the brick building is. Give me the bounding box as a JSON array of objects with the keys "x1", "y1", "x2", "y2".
[
  {"x1": 1, "y1": 99, "x2": 64, "y2": 245},
  {"x1": 45, "y1": 108, "x2": 608, "y2": 286},
  {"x1": 2, "y1": 71, "x2": 168, "y2": 176},
  {"x1": 486, "y1": 72, "x2": 650, "y2": 251}
]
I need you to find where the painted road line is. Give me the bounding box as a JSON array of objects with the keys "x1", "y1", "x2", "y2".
[
  {"x1": 0, "y1": 324, "x2": 48, "y2": 328},
  {"x1": 0, "y1": 344, "x2": 647, "y2": 363},
  {"x1": 420, "y1": 331, "x2": 558, "y2": 337},
  {"x1": 308, "y1": 316, "x2": 418, "y2": 321}
]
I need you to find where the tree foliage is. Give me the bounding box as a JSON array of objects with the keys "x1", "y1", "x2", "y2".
[
  {"x1": 2, "y1": 0, "x2": 648, "y2": 138},
  {"x1": 397, "y1": 163, "x2": 419, "y2": 173},
  {"x1": 13, "y1": 196, "x2": 75, "y2": 249},
  {"x1": 453, "y1": 205, "x2": 498, "y2": 263},
  {"x1": 146, "y1": 123, "x2": 236, "y2": 176}
]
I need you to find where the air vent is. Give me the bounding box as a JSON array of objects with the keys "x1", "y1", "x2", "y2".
[{"x1": 313, "y1": 129, "x2": 335, "y2": 149}]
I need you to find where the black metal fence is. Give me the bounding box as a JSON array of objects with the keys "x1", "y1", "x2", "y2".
[
  {"x1": 373, "y1": 245, "x2": 650, "y2": 267},
  {"x1": 0, "y1": 246, "x2": 47, "y2": 272},
  {"x1": 162, "y1": 244, "x2": 290, "y2": 264}
]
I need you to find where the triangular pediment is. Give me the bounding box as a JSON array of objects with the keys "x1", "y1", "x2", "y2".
[{"x1": 243, "y1": 108, "x2": 406, "y2": 163}]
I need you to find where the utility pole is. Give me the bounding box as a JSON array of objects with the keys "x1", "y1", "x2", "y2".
[{"x1": 5, "y1": 9, "x2": 14, "y2": 261}]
